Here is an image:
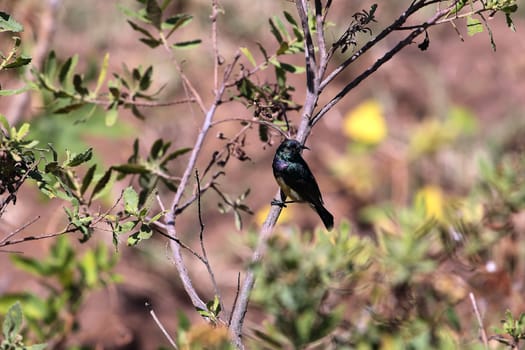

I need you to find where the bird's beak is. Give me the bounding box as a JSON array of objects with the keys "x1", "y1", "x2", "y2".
[{"x1": 301, "y1": 145, "x2": 310, "y2": 151}]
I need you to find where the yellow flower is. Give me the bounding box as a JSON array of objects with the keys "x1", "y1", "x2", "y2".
[
  {"x1": 415, "y1": 186, "x2": 444, "y2": 220},
  {"x1": 343, "y1": 99, "x2": 387, "y2": 145}
]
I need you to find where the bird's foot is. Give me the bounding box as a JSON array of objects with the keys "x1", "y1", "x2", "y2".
[{"x1": 271, "y1": 199, "x2": 287, "y2": 208}]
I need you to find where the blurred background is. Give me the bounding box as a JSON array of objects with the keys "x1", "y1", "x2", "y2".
[{"x1": 1, "y1": 0, "x2": 525, "y2": 348}]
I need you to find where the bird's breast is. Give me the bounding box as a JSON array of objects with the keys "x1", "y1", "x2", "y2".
[{"x1": 275, "y1": 176, "x2": 302, "y2": 201}]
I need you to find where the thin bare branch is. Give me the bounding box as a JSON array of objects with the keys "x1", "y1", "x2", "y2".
[
  {"x1": 151, "y1": 223, "x2": 206, "y2": 264},
  {"x1": 228, "y1": 272, "x2": 241, "y2": 327},
  {"x1": 0, "y1": 226, "x2": 77, "y2": 248},
  {"x1": 311, "y1": 2, "x2": 453, "y2": 126},
  {"x1": 0, "y1": 216, "x2": 41, "y2": 245},
  {"x1": 229, "y1": 2, "x2": 469, "y2": 348},
  {"x1": 210, "y1": 117, "x2": 289, "y2": 138},
  {"x1": 174, "y1": 171, "x2": 223, "y2": 215},
  {"x1": 146, "y1": 302, "x2": 178, "y2": 350},
  {"x1": 295, "y1": 0, "x2": 318, "y2": 96},
  {"x1": 195, "y1": 170, "x2": 224, "y2": 313},
  {"x1": 211, "y1": 0, "x2": 220, "y2": 92},
  {"x1": 229, "y1": 190, "x2": 283, "y2": 349},
  {"x1": 314, "y1": 0, "x2": 329, "y2": 82},
  {"x1": 469, "y1": 292, "x2": 489, "y2": 349},
  {"x1": 7, "y1": 0, "x2": 60, "y2": 124},
  {"x1": 163, "y1": 41, "x2": 240, "y2": 311},
  {"x1": 320, "y1": 0, "x2": 443, "y2": 92}
]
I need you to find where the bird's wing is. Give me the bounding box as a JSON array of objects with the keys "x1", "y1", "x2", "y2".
[{"x1": 280, "y1": 157, "x2": 324, "y2": 206}]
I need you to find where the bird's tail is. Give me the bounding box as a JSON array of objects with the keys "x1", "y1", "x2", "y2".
[{"x1": 314, "y1": 204, "x2": 334, "y2": 231}]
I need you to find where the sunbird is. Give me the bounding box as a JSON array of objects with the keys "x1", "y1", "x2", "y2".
[{"x1": 272, "y1": 139, "x2": 334, "y2": 230}]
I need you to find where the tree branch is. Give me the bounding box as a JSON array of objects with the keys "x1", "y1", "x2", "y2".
[
  {"x1": 228, "y1": 1, "x2": 469, "y2": 348},
  {"x1": 311, "y1": 2, "x2": 453, "y2": 127}
]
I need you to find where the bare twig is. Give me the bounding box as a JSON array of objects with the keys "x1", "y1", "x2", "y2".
[
  {"x1": 230, "y1": 1, "x2": 320, "y2": 346},
  {"x1": 0, "y1": 216, "x2": 40, "y2": 245},
  {"x1": 211, "y1": 0, "x2": 220, "y2": 92},
  {"x1": 229, "y1": 193, "x2": 282, "y2": 349},
  {"x1": 311, "y1": 2, "x2": 453, "y2": 127},
  {"x1": 174, "y1": 171, "x2": 223, "y2": 215},
  {"x1": 229, "y1": 2, "x2": 471, "y2": 348},
  {"x1": 158, "y1": 1, "x2": 242, "y2": 312},
  {"x1": 314, "y1": 0, "x2": 329, "y2": 82},
  {"x1": 7, "y1": 0, "x2": 60, "y2": 124},
  {"x1": 295, "y1": 0, "x2": 318, "y2": 96},
  {"x1": 92, "y1": 98, "x2": 196, "y2": 108},
  {"x1": 210, "y1": 117, "x2": 289, "y2": 138},
  {"x1": 469, "y1": 292, "x2": 489, "y2": 349},
  {"x1": 145, "y1": 301, "x2": 178, "y2": 350},
  {"x1": 319, "y1": 0, "x2": 442, "y2": 92},
  {"x1": 195, "y1": 170, "x2": 224, "y2": 312},
  {"x1": 228, "y1": 272, "x2": 241, "y2": 327},
  {"x1": 151, "y1": 223, "x2": 206, "y2": 264},
  {"x1": 0, "y1": 226, "x2": 77, "y2": 248}
]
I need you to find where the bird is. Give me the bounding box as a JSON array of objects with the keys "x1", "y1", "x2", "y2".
[{"x1": 272, "y1": 139, "x2": 334, "y2": 230}]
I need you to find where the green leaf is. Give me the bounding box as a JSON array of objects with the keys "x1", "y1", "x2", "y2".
[
  {"x1": 66, "y1": 147, "x2": 93, "y2": 167},
  {"x1": 280, "y1": 62, "x2": 305, "y2": 74},
  {"x1": 90, "y1": 168, "x2": 112, "y2": 201},
  {"x1": 112, "y1": 163, "x2": 150, "y2": 174},
  {"x1": 0, "y1": 85, "x2": 32, "y2": 96},
  {"x1": 0, "y1": 114, "x2": 9, "y2": 131},
  {"x1": 43, "y1": 50, "x2": 57, "y2": 78},
  {"x1": 80, "y1": 250, "x2": 98, "y2": 288},
  {"x1": 124, "y1": 186, "x2": 139, "y2": 214},
  {"x1": 149, "y1": 139, "x2": 164, "y2": 159},
  {"x1": 467, "y1": 16, "x2": 483, "y2": 36},
  {"x1": 127, "y1": 224, "x2": 153, "y2": 246},
  {"x1": 3, "y1": 55, "x2": 31, "y2": 69},
  {"x1": 146, "y1": 0, "x2": 162, "y2": 30},
  {"x1": 105, "y1": 104, "x2": 119, "y2": 126},
  {"x1": 177, "y1": 311, "x2": 190, "y2": 331},
  {"x1": 94, "y1": 53, "x2": 110, "y2": 95},
  {"x1": 117, "y1": 4, "x2": 148, "y2": 22},
  {"x1": 274, "y1": 16, "x2": 291, "y2": 42},
  {"x1": 161, "y1": 147, "x2": 192, "y2": 165},
  {"x1": 0, "y1": 12, "x2": 23, "y2": 32},
  {"x1": 58, "y1": 55, "x2": 78, "y2": 86},
  {"x1": 73, "y1": 74, "x2": 89, "y2": 96},
  {"x1": 269, "y1": 18, "x2": 284, "y2": 44},
  {"x1": 116, "y1": 220, "x2": 139, "y2": 234},
  {"x1": 207, "y1": 295, "x2": 221, "y2": 316},
  {"x1": 127, "y1": 20, "x2": 157, "y2": 40},
  {"x1": 139, "y1": 65, "x2": 153, "y2": 91},
  {"x1": 2, "y1": 302, "x2": 22, "y2": 341},
  {"x1": 16, "y1": 122, "x2": 30, "y2": 140},
  {"x1": 163, "y1": 14, "x2": 193, "y2": 38},
  {"x1": 171, "y1": 39, "x2": 202, "y2": 49},
  {"x1": 139, "y1": 38, "x2": 162, "y2": 48},
  {"x1": 283, "y1": 11, "x2": 298, "y2": 27},
  {"x1": 256, "y1": 42, "x2": 269, "y2": 61},
  {"x1": 53, "y1": 102, "x2": 86, "y2": 114},
  {"x1": 81, "y1": 164, "x2": 97, "y2": 196},
  {"x1": 10, "y1": 255, "x2": 49, "y2": 276},
  {"x1": 240, "y1": 47, "x2": 257, "y2": 68}
]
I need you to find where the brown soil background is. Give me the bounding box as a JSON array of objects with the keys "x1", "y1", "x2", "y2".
[{"x1": 1, "y1": 0, "x2": 525, "y2": 349}]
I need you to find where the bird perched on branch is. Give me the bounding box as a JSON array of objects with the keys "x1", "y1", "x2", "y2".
[{"x1": 272, "y1": 139, "x2": 334, "y2": 230}]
